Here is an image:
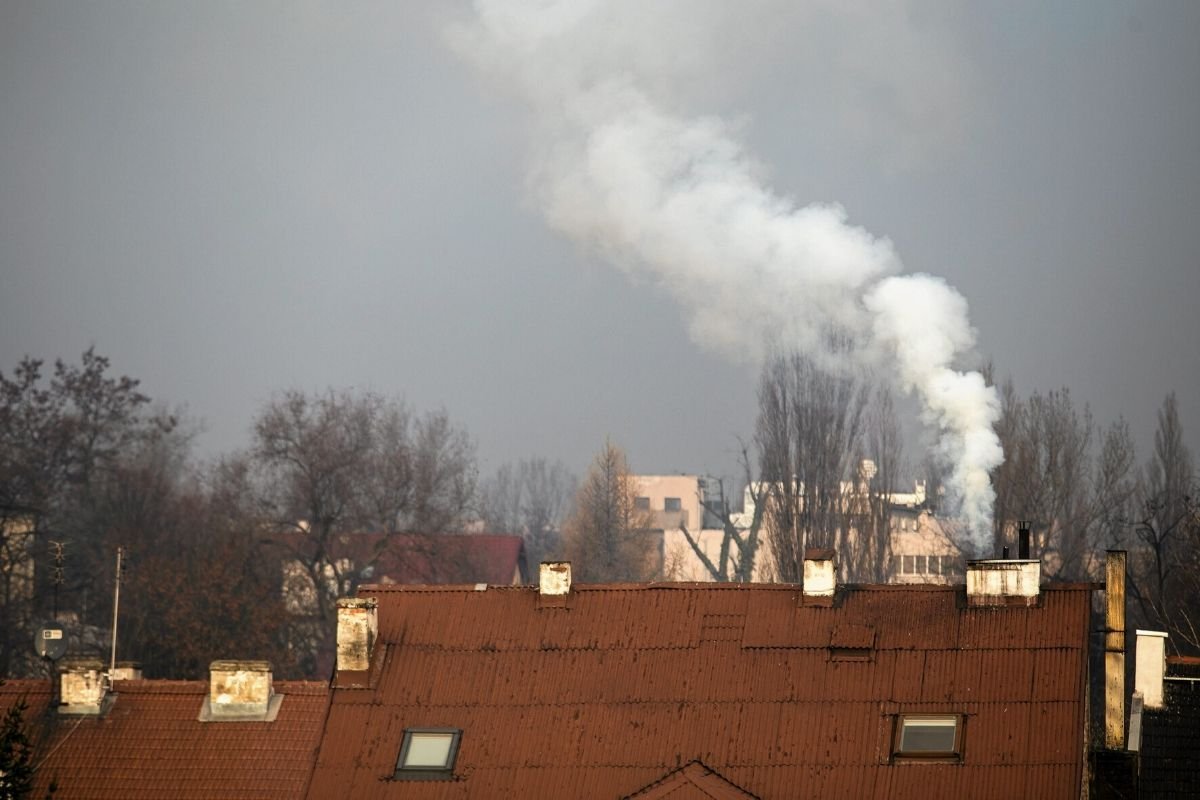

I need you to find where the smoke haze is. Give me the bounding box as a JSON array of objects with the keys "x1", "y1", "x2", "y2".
[{"x1": 452, "y1": 0, "x2": 1002, "y2": 552}]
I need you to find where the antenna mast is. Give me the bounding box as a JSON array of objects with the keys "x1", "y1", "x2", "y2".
[
  {"x1": 109, "y1": 547, "x2": 123, "y2": 676},
  {"x1": 49, "y1": 540, "x2": 65, "y2": 619}
]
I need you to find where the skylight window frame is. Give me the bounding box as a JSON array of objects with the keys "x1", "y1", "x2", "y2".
[
  {"x1": 394, "y1": 728, "x2": 462, "y2": 781},
  {"x1": 892, "y1": 714, "x2": 964, "y2": 762}
]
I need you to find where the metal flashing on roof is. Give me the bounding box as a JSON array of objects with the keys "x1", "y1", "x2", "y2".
[{"x1": 197, "y1": 692, "x2": 284, "y2": 722}]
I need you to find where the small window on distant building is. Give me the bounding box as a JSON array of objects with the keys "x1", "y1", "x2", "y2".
[
  {"x1": 928, "y1": 556, "x2": 941, "y2": 576},
  {"x1": 635, "y1": 496, "x2": 650, "y2": 510},
  {"x1": 664, "y1": 497, "x2": 682, "y2": 512},
  {"x1": 894, "y1": 715, "x2": 962, "y2": 760},
  {"x1": 901, "y1": 555, "x2": 914, "y2": 575},
  {"x1": 395, "y1": 729, "x2": 461, "y2": 780},
  {"x1": 915, "y1": 555, "x2": 927, "y2": 574}
]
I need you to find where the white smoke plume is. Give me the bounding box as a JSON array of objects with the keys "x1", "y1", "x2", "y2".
[{"x1": 450, "y1": 0, "x2": 1003, "y2": 553}]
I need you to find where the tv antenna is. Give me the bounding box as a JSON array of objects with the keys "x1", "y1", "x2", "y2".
[{"x1": 49, "y1": 540, "x2": 66, "y2": 619}]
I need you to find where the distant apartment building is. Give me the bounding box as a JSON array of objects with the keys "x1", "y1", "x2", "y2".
[
  {"x1": 631, "y1": 475, "x2": 766, "y2": 581},
  {"x1": 637, "y1": 469, "x2": 962, "y2": 584}
]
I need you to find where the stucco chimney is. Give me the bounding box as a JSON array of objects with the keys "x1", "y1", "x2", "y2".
[
  {"x1": 208, "y1": 660, "x2": 273, "y2": 718},
  {"x1": 1135, "y1": 630, "x2": 1169, "y2": 711},
  {"x1": 59, "y1": 658, "x2": 108, "y2": 715},
  {"x1": 337, "y1": 597, "x2": 378, "y2": 672},
  {"x1": 803, "y1": 549, "x2": 836, "y2": 603},
  {"x1": 539, "y1": 561, "x2": 572, "y2": 595},
  {"x1": 109, "y1": 661, "x2": 143, "y2": 681},
  {"x1": 965, "y1": 559, "x2": 1040, "y2": 607}
]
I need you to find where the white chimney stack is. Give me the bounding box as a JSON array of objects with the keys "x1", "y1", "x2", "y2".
[
  {"x1": 965, "y1": 559, "x2": 1040, "y2": 607},
  {"x1": 109, "y1": 661, "x2": 143, "y2": 681},
  {"x1": 1135, "y1": 630, "x2": 1169, "y2": 711},
  {"x1": 207, "y1": 660, "x2": 275, "y2": 720},
  {"x1": 539, "y1": 561, "x2": 572, "y2": 596},
  {"x1": 337, "y1": 597, "x2": 378, "y2": 672},
  {"x1": 803, "y1": 549, "x2": 836, "y2": 604}
]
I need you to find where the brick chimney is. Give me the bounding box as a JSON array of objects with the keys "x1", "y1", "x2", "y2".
[
  {"x1": 803, "y1": 549, "x2": 836, "y2": 605},
  {"x1": 337, "y1": 597, "x2": 378, "y2": 672},
  {"x1": 207, "y1": 660, "x2": 275, "y2": 720},
  {"x1": 965, "y1": 559, "x2": 1040, "y2": 607},
  {"x1": 539, "y1": 561, "x2": 572, "y2": 595}
]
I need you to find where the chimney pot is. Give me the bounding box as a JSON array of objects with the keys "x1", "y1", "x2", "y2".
[
  {"x1": 965, "y1": 559, "x2": 1040, "y2": 606},
  {"x1": 803, "y1": 549, "x2": 837, "y2": 602},
  {"x1": 336, "y1": 597, "x2": 378, "y2": 672},
  {"x1": 539, "y1": 561, "x2": 572, "y2": 596}
]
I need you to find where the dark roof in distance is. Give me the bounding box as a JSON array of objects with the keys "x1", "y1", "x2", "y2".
[{"x1": 1139, "y1": 658, "x2": 1200, "y2": 799}]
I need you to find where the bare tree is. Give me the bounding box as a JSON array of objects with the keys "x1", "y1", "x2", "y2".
[
  {"x1": 252, "y1": 389, "x2": 477, "y2": 670},
  {"x1": 563, "y1": 442, "x2": 655, "y2": 582},
  {"x1": 479, "y1": 457, "x2": 577, "y2": 567},
  {"x1": 990, "y1": 381, "x2": 1140, "y2": 580},
  {"x1": 0, "y1": 349, "x2": 171, "y2": 676},
  {"x1": 755, "y1": 346, "x2": 871, "y2": 582},
  {"x1": 1125, "y1": 393, "x2": 1199, "y2": 654},
  {"x1": 846, "y1": 388, "x2": 902, "y2": 583},
  {"x1": 677, "y1": 444, "x2": 769, "y2": 582}
]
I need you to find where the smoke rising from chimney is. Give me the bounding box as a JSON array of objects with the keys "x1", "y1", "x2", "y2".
[{"x1": 451, "y1": 0, "x2": 1002, "y2": 553}]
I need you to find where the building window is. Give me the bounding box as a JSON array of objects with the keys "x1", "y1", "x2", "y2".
[
  {"x1": 664, "y1": 497, "x2": 681, "y2": 512},
  {"x1": 395, "y1": 729, "x2": 461, "y2": 780},
  {"x1": 634, "y1": 496, "x2": 650, "y2": 510},
  {"x1": 893, "y1": 715, "x2": 962, "y2": 760}
]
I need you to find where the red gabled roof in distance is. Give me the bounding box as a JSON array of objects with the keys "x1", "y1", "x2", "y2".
[
  {"x1": 272, "y1": 531, "x2": 528, "y2": 586},
  {"x1": 309, "y1": 582, "x2": 1093, "y2": 799}
]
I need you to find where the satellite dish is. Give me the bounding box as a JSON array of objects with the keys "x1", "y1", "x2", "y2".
[{"x1": 34, "y1": 621, "x2": 68, "y2": 661}]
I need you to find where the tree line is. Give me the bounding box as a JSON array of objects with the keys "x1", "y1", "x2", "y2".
[
  {"x1": 0, "y1": 351, "x2": 491, "y2": 678},
  {"x1": 2, "y1": 347, "x2": 1197, "y2": 678}
]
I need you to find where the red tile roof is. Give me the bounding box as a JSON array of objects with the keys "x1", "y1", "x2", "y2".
[
  {"x1": 308, "y1": 582, "x2": 1094, "y2": 799},
  {"x1": 0, "y1": 678, "x2": 329, "y2": 799}
]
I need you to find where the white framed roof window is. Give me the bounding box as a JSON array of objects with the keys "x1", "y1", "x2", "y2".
[
  {"x1": 395, "y1": 728, "x2": 461, "y2": 780},
  {"x1": 893, "y1": 714, "x2": 963, "y2": 761}
]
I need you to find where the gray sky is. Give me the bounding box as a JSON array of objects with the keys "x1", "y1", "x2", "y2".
[{"x1": 2, "y1": 1, "x2": 1197, "y2": 482}]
